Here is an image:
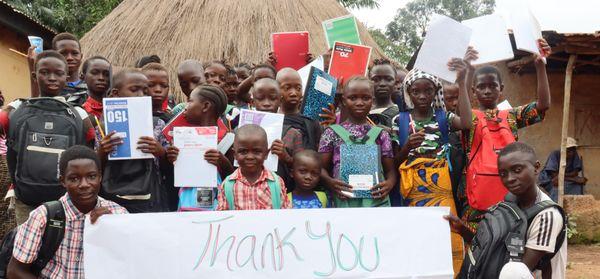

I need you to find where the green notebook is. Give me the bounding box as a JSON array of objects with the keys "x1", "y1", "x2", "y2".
[{"x1": 322, "y1": 15, "x2": 361, "y2": 48}]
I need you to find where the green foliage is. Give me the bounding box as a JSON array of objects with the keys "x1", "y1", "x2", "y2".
[
  {"x1": 368, "y1": 28, "x2": 410, "y2": 66},
  {"x1": 6, "y1": 0, "x2": 122, "y2": 37},
  {"x1": 338, "y1": 0, "x2": 380, "y2": 9},
  {"x1": 567, "y1": 214, "x2": 579, "y2": 239},
  {"x1": 384, "y1": 0, "x2": 495, "y2": 65}
]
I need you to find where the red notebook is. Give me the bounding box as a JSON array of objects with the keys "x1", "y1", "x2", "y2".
[
  {"x1": 328, "y1": 42, "x2": 372, "y2": 83},
  {"x1": 271, "y1": 31, "x2": 309, "y2": 71}
]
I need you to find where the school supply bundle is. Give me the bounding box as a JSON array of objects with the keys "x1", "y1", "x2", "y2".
[
  {"x1": 7, "y1": 98, "x2": 85, "y2": 206},
  {"x1": 271, "y1": 31, "x2": 309, "y2": 71},
  {"x1": 322, "y1": 15, "x2": 361, "y2": 48},
  {"x1": 459, "y1": 194, "x2": 566, "y2": 279},
  {"x1": 328, "y1": 42, "x2": 371, "y2": 82},
  {"x1": 301, "y1": 66, "x2": 337, "y2": 122},
  {"x1": 331, "y1": 125, "x2": 383, "y2": 198},
  {"x1": 103, "y1": 97, "x2": 154, "y2": 160}
]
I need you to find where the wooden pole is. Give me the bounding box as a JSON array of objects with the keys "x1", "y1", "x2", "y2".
[{"x1": 558, "y1": 54, "x2": 577, "y2": 206}]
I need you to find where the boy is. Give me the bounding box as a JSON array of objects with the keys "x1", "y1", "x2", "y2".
[
  {"x1": 7, "y1": 145, "x2": 127, "y2": 278},
  {"x1": 223, "y1": 65, "x2": 240, "y2": 106},
  {"x1": 1, "y1": 50, "x2": 95, "y2": 225},
  {"x1": 204, "y1": 61, "x2": 227, "y2": 88},
  {"x1": 29, "y1": 33, "x2": 86, "y2": 97},
  {"x1": 172, "y1": 59, "x2": 206, "y2": 116},
  {"x1": 97, "y1": 69, "x2": 170, "y2": 213},
  {"x1": 368, "y1": 59, "x2": 399, "y2": 127},
  {"x1": 464, "y1": 40, "x2": 551, "y2": 226},
  {"x1": 276, "y1": 68, "x2": 322, "y2": 150},
  {"x1": 288, "y1": 150, "x2": 328, "y2": 209},
  {"x1": 251, "y1": 78, "x2": 304, "y2": 190},
  {"x1": 217, "y1": 124, "x2": 290, "y2": 210},
  {"x1": 142, "y1": 63, "x2": 173, "y2": 123},
  {"x1": 79, "y1": 56, "x2": 112, "y2": 119},
  {"x1": 446, "y1": 142, "x2": 566, "y2": 278}
]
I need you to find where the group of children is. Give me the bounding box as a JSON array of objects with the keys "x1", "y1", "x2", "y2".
[{"x1": 0, "y1": 31, "x2": 566, "y2": 279}]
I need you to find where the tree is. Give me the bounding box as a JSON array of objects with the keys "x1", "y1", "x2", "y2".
[
  {"x1": 338, "y1": 0, "x2": 380, "y2": 9},
  {"x1": 385, "y1": 0, "x2": 495, "y2": 65},
  {"x1": 368, "y1": 28, "x2": 409, "y2": 66}
]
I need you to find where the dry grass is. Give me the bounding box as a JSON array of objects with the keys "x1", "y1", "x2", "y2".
[{"x1": 80, "y1": 0, "x2": 385, "y2": 102}]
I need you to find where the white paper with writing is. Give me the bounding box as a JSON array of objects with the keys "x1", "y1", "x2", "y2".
[{"x1": 173, "y1": 127, "x2": 218, "y2": 187}]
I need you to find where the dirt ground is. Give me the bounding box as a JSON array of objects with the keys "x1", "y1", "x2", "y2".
[{"x1": 567, "y1": 244, "x2": 600, "y2": 279}]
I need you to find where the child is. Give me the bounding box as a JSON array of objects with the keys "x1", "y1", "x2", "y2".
[
  {"x1": 79, "y1": 56, "x2": 112, "y2": 119},
  {"x1": 165, "y1": 85, "x2": 234, "y2": 210},
  {"x1": 216, "y1": 124, "x2": 291, "y2": 210},
  {"x1": 397, "y1": 59, "x2": 472, "y2": 274},
  {"x1": 276, "y1": 68, "x2": 322, "y2": 151},
  {"x1": 288, "y1": 150, "x2": 328, "y2": 209},
  {"x1": 223, "y1": 65, "x2": 240, "y2": 106},
  {"x1": 251, "y1": 78, "x2": 304, "y2": 190},
  {"x1": 237, "y1": 64, "x2": 277, "y2": 107},
  {"x1": 318, "y1": 76, "x2": 397, "y2": 208},
  {"x1": 97, "y1": 68, "x2": 170, "y2": 213},
  {"x1": 1, "y1": 50, "x2": 95, "y2": 225},
  {"x1": 204, "y1": 60, "x2": 227, "y2": 88},
  {"x1": 7, "y1": 145, "x2": 127, "y2": 278},
  {"x1": 172, "y1": 59, "x2": 206, "y2": 116},
  {"x1": 463, "y1": 39, "x2": 551, "y2": 229},
  {"x1": 141, "y1": 62, "x2": 173, "y2": 123},
  {"x1": 446, "y1": 142, "x2": 566, "y2": 279},
  {"x1": 368, "y1": 59, "x2": 400, "y2": 127},
  {"x1": 234, "y1": 63, "x2": 251, "y2": 82},
  {"x1": 135, "y1": 54, "x2": 161, "y2": 68}
]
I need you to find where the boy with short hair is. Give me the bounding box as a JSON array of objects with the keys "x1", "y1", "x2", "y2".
[
  {"x1": 141, "y1": 62, "x2": 173, "y2": 123},
  {"x1": 251, "y1": 77, "x2": 304, "y2": 191},
  {"x1": 447, "y1": 142, "x2": 566, "y2": 278},
  {"x1": 78, "y1": 56, "x2": 112, "y2": 119},
  {"x1": 1, "y1": 50, "x2": 96, "y2": 225},
  {"x1": 172, "y1": 59, "x2": 206, "y2": 116},
  {"x1": 97, "y1": 68, "x2": 170, "y2": 213},
  {"x1": 7, "y1": 145, "x2": 127, "y2": 278},
  {"x1": 368, "y1": 59, "x2": 400, "y2": 127},
  {"x1": 217, "y1": 124, "x2": 290, "y2": 210},
  {"x1": 288, "y1": 150, "x2": 328, "y2": 209},
  {"x1": 276, "y1": 68, "x2": 322, "y2": 151}
]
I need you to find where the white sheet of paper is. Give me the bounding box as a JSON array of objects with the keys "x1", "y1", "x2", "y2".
[
  {"x1": 314, "y1": 75, "x2": 333, "y2": 96},
  {"x1": 497, "y1": 100, "x2": 513, "y2": 110},
  {"x1": 414, "y1": 14, "x2": 472, "y2": 82},
  {"x1": 103, "y1": 97, "x2": 154, "y2": 160},
  {"x1": 217, "y1": 132, "x2": 235, "y2": 154},
  {"x1": 84, "y1": 207, "x2": 453, "y2": 279},
  {"x1": 173, "y1": 127, "x2": 218, "y2": 187},
  {"x1": 299, "y1": 56, "x2": 325, "y2": 94},
  {"x1": 462, "y1": 14, "x2": 514, "y2": 65},
  {"x1": 510, "y1": 6, "x2": 542, "y2": 55},
  {"x1": 237, "y1": 109, "x2": 284, "y2": 171},
  {"x1": 349, "y1": 174, "x2": 373, "y2": 190}
]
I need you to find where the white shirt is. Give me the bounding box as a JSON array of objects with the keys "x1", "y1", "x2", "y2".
[{"x1": 526, "y1": 191, "x2": 567, "y2": 279}]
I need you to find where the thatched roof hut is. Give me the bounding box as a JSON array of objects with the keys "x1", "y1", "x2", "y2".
[{"x1": 81, "y1": 0, "x2": 385, "y2": 98}]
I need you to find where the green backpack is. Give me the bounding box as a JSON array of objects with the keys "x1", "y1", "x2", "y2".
[{"x1": 222, "y1": 171, "x2": 282, "y2": 210}]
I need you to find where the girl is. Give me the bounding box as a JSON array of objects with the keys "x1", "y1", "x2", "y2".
[
  {"x1": 165, "y1": 85, "x2": 234, "y2": 211},
  {"x1": 319, "y1": 76, "x2": 397, "y2": 208},
  {"x1": 397, "y1": 59, "x2": 472, "y2": 274}
]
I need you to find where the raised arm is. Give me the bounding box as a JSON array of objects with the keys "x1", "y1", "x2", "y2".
[{"x1": 535, "y1": 39, "x2": 552, "y2": 113}]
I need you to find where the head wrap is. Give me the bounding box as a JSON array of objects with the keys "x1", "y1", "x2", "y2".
[{"x1": 402, "y1": 69, "x2": 446, "y2": 111}]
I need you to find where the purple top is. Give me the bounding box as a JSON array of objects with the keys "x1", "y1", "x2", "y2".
[{"x1": 318, "y1": 121, "x2": 393, "y2": 178}]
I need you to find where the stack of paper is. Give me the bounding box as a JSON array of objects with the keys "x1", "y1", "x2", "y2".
[
  {"x1": 271, "y1": 31, "x2": 309, "y2": 71},
  {"x1": 322, "y1": 15, "x2": 361, "y2": 48},
  {"x1": 103, "y1": 97, "x2": 154, "y2": 160},
  {"x1": 328, "y1": 42, "x2": 371, "y2": 82},
  {"x1": 462, "y1": 14, "x2": 514, "y2": 65},
  {"x1": 301, "y1": 66, "x2": 337, "y2": 121},
  {"x1": 173, "y1": 127, "x2": 218, "y2": 187}
]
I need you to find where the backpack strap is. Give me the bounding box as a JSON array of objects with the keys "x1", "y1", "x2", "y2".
[
  {"x1": 364, "y1": 126, "x2": 383, "y2": 145},
  {"x1": 223, "y1": 176, "x2": 236, "y2": 210},
  {"x1": 397, "y1": 111, "x2": 410, "y2": 146},
  {"x1": 330, "y1": 124, "x2": 353, "y2": 145},
  {"x1": 267, "y1": 171, "x2": 282, "y2": 209},
  {"x1": 524, "y1": 199, "x2": 567, "y2": 268},
  {"x1": 31, "y1": 200, "x2": 66, "y2": 275},
  {"x1": 315, "y1": 191, "x2": 328, "y2": 208},
  {"x1": 434, "y1": 109, "x2": 449, "y2": 145}
]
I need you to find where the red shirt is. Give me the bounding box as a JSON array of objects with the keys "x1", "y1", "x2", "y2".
[{"x1": 82, "y1": 97, "x2": 103, "y2": 120}]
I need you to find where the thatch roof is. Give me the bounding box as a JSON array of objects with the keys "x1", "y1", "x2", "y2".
[{"x1": 81, "y1": 0, "x2": 385, "y2": 99}]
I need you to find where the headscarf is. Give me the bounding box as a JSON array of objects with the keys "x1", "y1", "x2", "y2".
[{"x1": 402, "y1": 69, "x2": 446, "y2": 111}]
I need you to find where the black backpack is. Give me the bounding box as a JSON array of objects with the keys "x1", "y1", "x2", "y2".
[
  {"x1": 100, "y1": 118, "x2": 169, "y2": 213},
  {"x1": 459, "y1": 193, "x2": 567, "y2": 279},
  {"x1": 283, "y1": 114, "x2": 322, "y2": 151},
  {"x1": 7, "y1": 98, "x2": 85, "y2": 206},
  {"x1": 0, "y1": 201, "x2": 65, "y2": 278}
]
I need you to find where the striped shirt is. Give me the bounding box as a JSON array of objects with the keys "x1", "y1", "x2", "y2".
[
  {"x1": 12, "y1": 194, "x2": 127, "y2": 278},
  {"x1": 216, "y1": 168, "x2": 291, "y2": 210}
]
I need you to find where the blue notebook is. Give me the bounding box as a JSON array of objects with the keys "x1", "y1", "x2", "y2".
[
  {"x1": 339, "y1": 144, "x2": 382, "y2": 198},
  {"x1": 301, "y1": 66, "x2": 337, "y2": 121}
]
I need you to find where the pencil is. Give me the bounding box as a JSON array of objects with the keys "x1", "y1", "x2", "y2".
[{"x1": 94, "y1": 117, "x2": 105, "y2": 138}]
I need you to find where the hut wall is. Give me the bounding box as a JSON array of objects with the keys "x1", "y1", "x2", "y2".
[
  {"x1": 497, "y1": 64, "x2": 600, "y2": 198},
  {"x1": 0, "y1": 25, "x2": 31, "y2": 103}
]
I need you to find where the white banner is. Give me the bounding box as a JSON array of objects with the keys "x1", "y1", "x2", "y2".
[{"x1": 84, "y1": 207, "x2": 453, "y2": 279}]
